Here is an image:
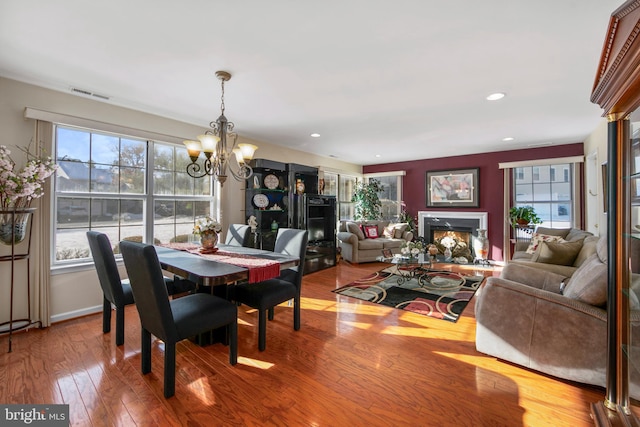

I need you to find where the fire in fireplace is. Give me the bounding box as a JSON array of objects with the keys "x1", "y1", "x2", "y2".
[
  {"x1": 418, "y1": 210, "x2": 489, "y2": 259},
  {"x1": 432, "y1": 230, "x2": 471, "y2": 247}
]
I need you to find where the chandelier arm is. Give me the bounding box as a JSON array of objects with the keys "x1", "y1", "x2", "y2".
[
  {"x1": 229, "y1": 163, "x2": 254, "y2": 181},
  {"x1": 186, "y1": 158, "x2": 214, "y2": 179}
]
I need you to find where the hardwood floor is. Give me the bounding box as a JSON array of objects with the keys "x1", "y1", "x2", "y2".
[{"x1": 0, "y1": 261, "x2": 607, "y2": 426}]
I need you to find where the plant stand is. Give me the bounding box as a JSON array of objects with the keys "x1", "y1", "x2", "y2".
[{"x1": 0, "y1": 208, "x2": 40, "y2": 352}]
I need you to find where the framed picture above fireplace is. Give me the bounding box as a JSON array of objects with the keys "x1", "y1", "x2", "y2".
[{"x1": 426, "y1": 168, "x2": 479, "y2": 207}]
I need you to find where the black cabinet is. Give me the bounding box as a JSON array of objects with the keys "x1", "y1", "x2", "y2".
[
  {"x1": 245, "y1": 159, "x2": 288, "y2": 251},
  {"x1": 245, "y1": 160, "x2": 336, "y2": 273},
  {"x1": 287, "y1": 163, "x2": 319, "y2": 230},
  {"x1": 303, "y1": 194, "x2": 337, "y2": 274}
]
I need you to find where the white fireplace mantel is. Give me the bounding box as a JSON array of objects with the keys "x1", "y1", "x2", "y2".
[{"x1": 417, "y1": 211, "x2": 488, "y2": 238}]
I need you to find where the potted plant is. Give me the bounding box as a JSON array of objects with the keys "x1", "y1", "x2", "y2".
[
  {"x1": 509, "y1": 205, "x2": 542, "y2": 227},
  {"x1": 352, "y1": 178, "x2": 383, "y2": 220}
]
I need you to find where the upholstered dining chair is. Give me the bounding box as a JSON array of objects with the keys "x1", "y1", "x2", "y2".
[
  {"x1": 120, "y1": 240, "x2": 238, "y2": 398},
  {"x1": 86, "y1": 231, "x2": 137, "y2": 346},
  {"x1": 87, "y1": 231, "x2": 181, "y2": 346},
  {"x1": 233, "y1": 228, "x2": 308, "y2": 351},
  {"x1": 225, "y1": 224, "x2": 250, "y2": 246}
]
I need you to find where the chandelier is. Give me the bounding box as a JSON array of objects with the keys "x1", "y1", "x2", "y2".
[{"x1": 183, "y1": 70, "x2": 257, "y2": 186}]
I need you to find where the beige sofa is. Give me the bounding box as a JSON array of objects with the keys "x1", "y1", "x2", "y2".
[
  {"x1": 337, "y1": 220, "x2": 413, "y2": 263},
  {"x1": 475, "y1": 235, "x2": 640, "y2": 399},
  {"x1": 510, "y1": 226, "x2": 595, "y2": 277}
]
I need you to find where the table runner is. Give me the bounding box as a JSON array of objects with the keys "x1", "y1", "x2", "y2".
[{"x1": 161, "y1": 243, "x2": 281, "y2": 283}]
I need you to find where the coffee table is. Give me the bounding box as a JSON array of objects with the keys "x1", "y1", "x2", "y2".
[{"x1": 380, "y1": 254, "x2": 435, "y2": 286}]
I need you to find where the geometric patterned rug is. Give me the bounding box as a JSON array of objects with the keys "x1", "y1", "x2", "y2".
[{"x1": 332, "y1": 268, "x2": 484, "y2": 322}]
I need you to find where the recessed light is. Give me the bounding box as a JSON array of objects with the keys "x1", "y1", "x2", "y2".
[
  {"x1": 502, "y1": 137, "x2": 514, "y2": 141},
  {"x1": 310, "y1": 133, "x2": 321, "y2": 138},
  {"x1": 486, "y1": 92, "x2": 506, "y2": 101},
  {"x1": 375, "y1": 154, "x2": 381, "y2": 158}
]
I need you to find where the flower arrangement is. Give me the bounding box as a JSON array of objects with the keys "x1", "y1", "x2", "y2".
[
  {"x1": 433, "y1": 232, "x2": 473, "y2": 262},
  {"x1": 400, "y1": 240, "x2": 425, "y2": 257},
  {"x1": 0, "y1": 144, "x2": 57, "y2": 210},
  {"x1": 193, "y1": 216, "x2": 222, "y2": 236}
]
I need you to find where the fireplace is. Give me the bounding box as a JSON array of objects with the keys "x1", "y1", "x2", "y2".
[{"x1": 418, "y1": 211, "x2": 488, "y2": 256}]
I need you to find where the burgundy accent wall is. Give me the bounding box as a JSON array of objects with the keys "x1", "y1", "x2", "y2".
[{"x1": 363, "y1": 143, "x2": 584, "y2": 261}]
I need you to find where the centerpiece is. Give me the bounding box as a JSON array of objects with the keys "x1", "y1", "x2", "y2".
[
  {"x1": 193, "y1": 215, "x2": 222, "y2": 252},
  {"x1": 400, "y1": 240, "x2": 425, "y2": 259},
  {"x1": 0, "y1": 144, "x2": 57, "y2": 245}
]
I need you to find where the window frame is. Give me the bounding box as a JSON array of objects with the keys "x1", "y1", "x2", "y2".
[{"x1": 52, "y1": 124, "x2": 214, "y2": 269}]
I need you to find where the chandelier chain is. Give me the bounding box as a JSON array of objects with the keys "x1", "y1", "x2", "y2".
[{"x1": 220, "y1": 79, "x2": 225, "y2": 115}]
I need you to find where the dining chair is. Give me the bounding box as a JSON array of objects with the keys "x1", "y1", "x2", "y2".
[
  {"x1": 120, "y1": 240, "x2": 238, "y2": 398},
  {"x1": 224, "y1": 224, "x2": 250, "y2": 246},
  {"x1": 233, "y1": 228, "x2": 308, "y2": 351},
  {"x1": 86, "y1": 231, "x2": 138, "y2": 346},
  {"x1": 87, "y1": 231, "x2": 181, "y2": 346}
]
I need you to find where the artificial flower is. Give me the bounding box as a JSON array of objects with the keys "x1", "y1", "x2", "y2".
[
  {"x1": 193, "y1": 216, "x2": 222, "y2": 235},
  {"x1": 0, "y1": 144, "x2": 57, "y2": 210}
]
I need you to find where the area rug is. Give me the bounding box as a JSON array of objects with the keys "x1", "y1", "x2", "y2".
[{"x1": 332, "y1": 268, "x2": 484, "y2": 322}]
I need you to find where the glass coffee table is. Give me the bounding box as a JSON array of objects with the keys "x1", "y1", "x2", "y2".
[{"x1": 381, "y1": 254, "x2": 435, "y2": 286}]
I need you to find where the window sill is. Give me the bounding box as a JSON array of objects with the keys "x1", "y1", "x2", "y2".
[{"x1": 51, "y1": 259, "x2": 121, "y2": 276}]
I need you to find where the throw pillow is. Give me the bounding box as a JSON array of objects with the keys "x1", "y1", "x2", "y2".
[
  {"x1": 525, "y1": 233, "x2": 566, "y2": 254},
  {"x1": 346, "y1": 222, "x2": 365, "y2": 240},
  {"x1": 562, "y1": 254, "x2": 608, "y2": 306},
  {"x1": 363, "y1": 225, "x2": 379, "y2": 239},
  {"x1": 383, "y1": 223, "x2": 396, "y2": 238},
  {"x1": 535, "y1": 227, "x2": 571, "y2": 238},
  {"x1": 394, "y1": 223, "x2": 409, "y2": 239},
  {"x1": 532, "y1": 239, "x2": 584, "y2": 265}
]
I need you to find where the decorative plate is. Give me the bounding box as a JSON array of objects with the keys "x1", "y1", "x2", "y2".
[
  {"x1": 252, "y1": 193, "x2": 269, "y2": 208},
  {"x1": 263, "y1": 174, "x2": 279, "y2": 189}
]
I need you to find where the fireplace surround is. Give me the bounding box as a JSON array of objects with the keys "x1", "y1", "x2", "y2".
[{"x1": 417, "y1": 211, "x2": 488, "y2": 254}]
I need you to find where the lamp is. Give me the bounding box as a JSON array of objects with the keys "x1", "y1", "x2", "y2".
[{"x1": 184, "y1": 70, "x2": 257, "y2": 186}]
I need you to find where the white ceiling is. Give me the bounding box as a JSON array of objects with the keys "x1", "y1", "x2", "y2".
[{"x1": 0, "y1": 0, "x2": 622, "y2": 166}]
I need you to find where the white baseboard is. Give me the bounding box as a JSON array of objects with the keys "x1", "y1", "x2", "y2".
[{"x1": 50, "y1": 305, "x2": 102, "y2": 324}]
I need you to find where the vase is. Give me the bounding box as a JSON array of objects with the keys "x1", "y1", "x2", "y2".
[
  {"x1": 444, "y1": 247, "x2": 452, "y2": 261},
  {"x1": 0, "y1": 208, "x2": 35, "y2": 245},
  {"x1": 473, "y1": 229, "x2": 489, "y2": 261},
  {"x1": 200, "y1": 231, "x2": 218, "y2": 250}
]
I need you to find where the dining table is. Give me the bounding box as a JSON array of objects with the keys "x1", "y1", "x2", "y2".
[
  {"x1": 155, "y1": 243, "x2": 300, "y2": 287},
  {"x1": 154, "y1": 243, "x2": 300, "y2": 346}
]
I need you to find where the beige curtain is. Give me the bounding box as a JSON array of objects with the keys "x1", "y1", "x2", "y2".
[
  {"x1": 503, "y1": 168, "x2": 512, "y2": 261},
  {"x1": 32, "y1": 120, "x2": 53, "y2": 327}
]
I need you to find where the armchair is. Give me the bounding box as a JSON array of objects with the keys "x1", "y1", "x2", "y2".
[{"x1": 475, "y1": 235, "x2": 640, "y2": 399}]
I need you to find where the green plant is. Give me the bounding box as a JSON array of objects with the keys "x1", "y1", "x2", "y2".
[
  {"x1": 509, "y1": 205, "x2": 542, "y2": 227},
  {"x1": 397, "y1": 205, "x2": 417, "y2": 236},
  {"x1": 352, "y1": 179, "x2": 383, "y2": 220}
]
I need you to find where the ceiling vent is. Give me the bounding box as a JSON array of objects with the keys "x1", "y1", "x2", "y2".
[{"x1": 70, "y1": 87, "x2": 111, "y2": 101}]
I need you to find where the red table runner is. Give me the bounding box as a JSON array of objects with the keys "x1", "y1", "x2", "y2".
[{"x1": 161, "y1": 243, "x2": 281, "y2": 283}]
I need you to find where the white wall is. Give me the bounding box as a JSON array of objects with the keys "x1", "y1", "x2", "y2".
[
  {"x1": 583, "y1": 118, "x2": 608, "y2": 236},
  {"x1": 0, "y1": 77, "x2": 361, "y2": 322}
]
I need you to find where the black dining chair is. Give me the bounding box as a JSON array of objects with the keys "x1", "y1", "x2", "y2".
[
  {"x1": 233, "y1": 228, "x2": 308, "y2": 351},
  {"x1": 86, "y1": 231, "x2": 138, "y2": 346},
  {"x1": 87, "y1": 231, "x2": 185, "y2": 346},
  {"x1": 224, "y1": 224, "x2": 250, "y2": 246},
  {"x1": 119, "y1": 240, "x2": 238, "y2": 398}
]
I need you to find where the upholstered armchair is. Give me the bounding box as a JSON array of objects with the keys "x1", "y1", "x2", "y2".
[{"x1": 475, "y1": 235, "x2": 640, "y2": 399}]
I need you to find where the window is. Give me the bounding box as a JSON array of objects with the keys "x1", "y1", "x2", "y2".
[
  {"x1": 513, "y1": 163, "x2": 572, "y2": 228},
  {"x1": 338, "y1": 174, "x2": 357, "y2": 220},
  {"x1": 364, "y1": 172, "x2": 404, "y2": 221},
  {"x1": 54, "y1": 125, "x2": 212, "y2": 264}
]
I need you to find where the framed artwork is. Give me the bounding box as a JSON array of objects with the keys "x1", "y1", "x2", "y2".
[{"x1": 426, "y1": 168, "x2": 479, "y2": 207}]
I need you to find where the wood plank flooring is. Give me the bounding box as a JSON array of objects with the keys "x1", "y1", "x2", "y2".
[{"x1": 0, "y1": 261, "x2": 610, "y2": 426}]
